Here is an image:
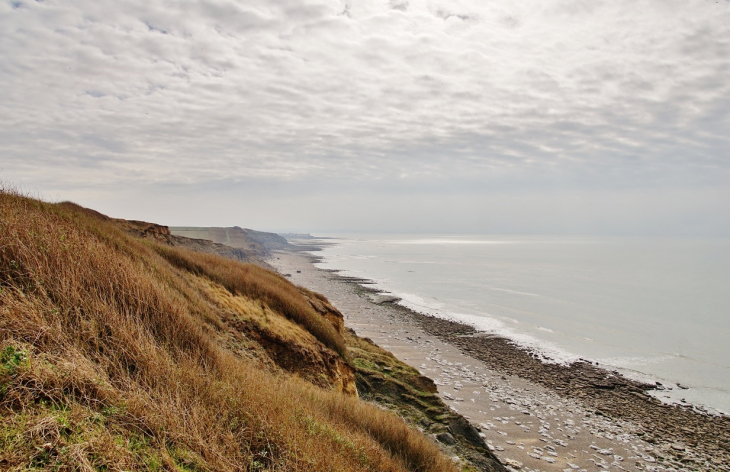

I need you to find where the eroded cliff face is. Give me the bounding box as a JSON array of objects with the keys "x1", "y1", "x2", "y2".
[
  {"x1": 123, "y1": 220, "x2": 173, "y2": 243},
  {"x1": 299, "y1": 286, "x2": 357, "y2": 396},
  {"x1": 168, "y1": 226, "x2": 289, "y2": 258},
  {"x1": 199, "y1": 278, "x2": 358, "y2": 397},
  {"x1": 299, "y1": 287, "x2": 345, "y2": 337}
]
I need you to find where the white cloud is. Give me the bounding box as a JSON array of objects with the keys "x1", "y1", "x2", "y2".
[{"x1": 1, "y1": 0, "x2": 728, "y2": 233}]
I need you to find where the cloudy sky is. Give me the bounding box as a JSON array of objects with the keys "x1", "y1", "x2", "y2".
[{"x1": 1, "y1": 0, "x2": 729, "y2": 234}]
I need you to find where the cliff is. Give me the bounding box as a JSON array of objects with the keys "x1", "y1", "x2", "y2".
[
  {"x1": 169, "y1": 226, "x2": 289, "y2": 259},
  {"x1": 0, "y1": 190, "x2": 468, "y2": 471}
]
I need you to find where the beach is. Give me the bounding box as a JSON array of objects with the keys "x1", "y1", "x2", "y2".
[{"x1": 270, "y1": 247, "x2": 730, "y2": 472}]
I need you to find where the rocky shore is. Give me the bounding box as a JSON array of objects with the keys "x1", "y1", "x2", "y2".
[
  {"x1": 386, "y1": 301, "x2": 730, "y2": 470},
  {"x1": 271, "y1": 247, "x2": 730, "y2": 472}
]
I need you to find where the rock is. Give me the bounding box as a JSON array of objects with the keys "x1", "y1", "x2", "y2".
[
  {"x1": 671, "y1": 443, "x2": 686, "y2": 451},
  {"x1": 504, "y1": 458, "x2": 523, "y2": 469},
  {"x1": 448, "y1": 416, "x2": 488, "y2": 449},
  {"x1": 368, "y1": 294, "x2": 402, "y2": 305},
  {"x1": 436, "y1": 432, "x2": 457, "y2": 445}
]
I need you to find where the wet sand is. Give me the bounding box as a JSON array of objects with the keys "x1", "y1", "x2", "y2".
[{"x1": 270, "y1": 248, "x2": 729, "y2": 472}]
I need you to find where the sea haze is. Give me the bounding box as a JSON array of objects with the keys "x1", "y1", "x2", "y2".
[{"x1": 311, "y1": 234, "x2": 730, "y2": 415}]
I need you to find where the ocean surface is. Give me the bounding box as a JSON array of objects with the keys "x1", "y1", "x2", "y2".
[{"x1": 309, "y1": 234, "x2": 730, "y2": 415}]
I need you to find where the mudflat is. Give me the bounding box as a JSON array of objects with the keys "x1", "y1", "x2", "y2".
[{"x1": 270, "y1": 248, "x2": 730, "y2": 472}]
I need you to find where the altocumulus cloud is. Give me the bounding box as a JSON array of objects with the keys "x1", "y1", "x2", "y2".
[{"x1": 1, "y1": 0, "x2": 729, "y2": 233}]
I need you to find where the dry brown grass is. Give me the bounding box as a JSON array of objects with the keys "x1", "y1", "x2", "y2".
[
  {"x1": 151, "y1": 244, "x2": 347, "y2": 357},
  {"x1": 0, "y1": 187, "x2": 459, "y2": 472}
]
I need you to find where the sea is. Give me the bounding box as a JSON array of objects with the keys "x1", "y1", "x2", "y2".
[{"x1": 308, "y1": 234, "x2": 730, "y2": 415}]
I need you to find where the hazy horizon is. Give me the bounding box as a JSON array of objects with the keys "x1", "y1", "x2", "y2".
[{"x1": 2, "y1": 0, "x2": 729, "y2": 236}]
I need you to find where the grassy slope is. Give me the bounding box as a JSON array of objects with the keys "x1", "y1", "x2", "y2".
[{"x1": 0, "y1": 189, "x2": 460, "y2": 472}]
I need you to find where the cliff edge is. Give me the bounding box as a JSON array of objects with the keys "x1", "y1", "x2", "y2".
[{"x1": 0, "y1": 190, "x2": 477, "y2": 471}]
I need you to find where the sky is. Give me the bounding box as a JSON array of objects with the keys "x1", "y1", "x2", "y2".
[{"x1": 1, "y1": 0, "x2": 729, "y2": 235}]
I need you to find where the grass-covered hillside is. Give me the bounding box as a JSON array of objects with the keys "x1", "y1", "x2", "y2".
[{"x1": 0, "y1": 188, "x2": 465, "y2": 471}]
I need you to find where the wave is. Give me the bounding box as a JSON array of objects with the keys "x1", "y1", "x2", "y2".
[
  {"x1": 381, "y1": 291, "x2": 580, "y2": 365},
  {"x1": 392, "y1": 239, "x2": 522, "y2": 245},
  {"x1": 489, "y1": 286, "x2": 541, "y2": 297}
]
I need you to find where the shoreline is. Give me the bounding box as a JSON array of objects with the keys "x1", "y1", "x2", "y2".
[{"x1": 271, "y1": 245, "x2": 729, "y2": 472}]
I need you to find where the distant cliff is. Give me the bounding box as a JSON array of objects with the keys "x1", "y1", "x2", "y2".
[
  {"x1": 279, "y1": 233, "x2": 317, "y2": 240},
  {"x1": 170, "y1": 226, "x2": 289, "y2": 258}
]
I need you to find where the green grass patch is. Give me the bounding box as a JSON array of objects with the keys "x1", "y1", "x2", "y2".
[
  {"x1": 0, "y1": 345, "x2": 28, "y2": 398},
  {"x1": 1, "y1": 346, "x2": 27, "y2": 377}
]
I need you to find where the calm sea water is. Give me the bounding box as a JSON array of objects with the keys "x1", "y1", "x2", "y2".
[{"x1": 311, "y1": 234, "x2": 730, "y2": 414}]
